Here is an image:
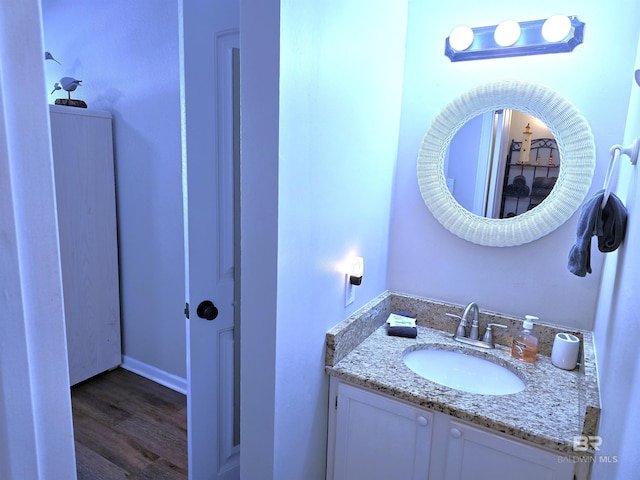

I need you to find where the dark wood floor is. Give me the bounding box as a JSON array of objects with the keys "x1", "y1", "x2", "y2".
[{"x1": 71, "y1": 368, "x2": 188, "y2": 479}]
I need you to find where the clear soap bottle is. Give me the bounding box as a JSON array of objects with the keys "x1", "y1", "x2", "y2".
[{"x1": 511, "y1": 315, "x2": 539, "y2": 363}]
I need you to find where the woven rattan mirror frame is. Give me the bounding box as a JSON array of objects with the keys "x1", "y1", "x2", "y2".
[{"x1": 417, "y1": 80, "x2": 595, "y2": 247}]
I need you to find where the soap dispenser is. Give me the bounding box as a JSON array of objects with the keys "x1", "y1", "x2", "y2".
[{"x1": 511, "y1": 315, "x2": 539, "y2": 363}]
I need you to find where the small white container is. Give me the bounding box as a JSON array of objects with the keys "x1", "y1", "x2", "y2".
[{"x1": 551, "y1": 333, "x2": 580, "y2": 370}]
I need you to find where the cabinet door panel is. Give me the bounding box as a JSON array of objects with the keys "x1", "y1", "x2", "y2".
[
  {"x1": 442, "y1": 420, "x2": 574, "y2": 480},
  {"x1": 333, "y1": 382, "x2": 432, "y2": 480}
]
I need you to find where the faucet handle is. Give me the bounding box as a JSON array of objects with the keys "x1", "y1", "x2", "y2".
[
  {"x1": 446, "y1": 313, "x2": 467, "y2": 337},
  {"x1": 487, "y1": 323, "x2": 508, "y2": 330},
  {"x1": 446, "y1": 312, "x2": 463, "y2": 322},
  {"x1": 481, "y1": 323, "x2": 508, "y2": 346}
]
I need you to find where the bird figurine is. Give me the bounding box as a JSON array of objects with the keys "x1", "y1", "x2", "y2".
[
  {"x1": 44, "y1": 51, "x2": 62, "y2": 65},
  {"x1": 51, "y1": 77, "x2": 82, "y2": 99}
]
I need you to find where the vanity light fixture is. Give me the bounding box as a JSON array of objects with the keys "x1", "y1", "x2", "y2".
[
  {"x1": 348, "y1": 256, "x2": 364, "y2": 285},
  {"x1": 445, "y1": 15, "x2": 584, "y2": 62}
]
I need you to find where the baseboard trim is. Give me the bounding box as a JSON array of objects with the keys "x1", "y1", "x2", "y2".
[{"x1": 121, "y1": 355, "x2": 187, "y2": 395}]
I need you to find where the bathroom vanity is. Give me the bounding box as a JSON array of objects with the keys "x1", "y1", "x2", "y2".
[{"x1": 325, "y1": 291, "x2": 600, "y2": 480}]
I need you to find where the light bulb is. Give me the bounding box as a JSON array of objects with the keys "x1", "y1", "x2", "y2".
[
  {"x1": 494, "y1": 20, "x2": 521, "y2": 47},
  {"x1": 542, "y1": 15, "x2": 571, "y2": 42},
  {"x1": 449, "y1": 25, "x2": 474, "y2": 51}
]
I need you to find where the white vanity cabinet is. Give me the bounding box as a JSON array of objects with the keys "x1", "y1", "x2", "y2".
[
  {"x1": 49, "y1": 105, "x2": 122, "y2": 386},
  {"x1": 327, "y1": 378, "x2": 579, "y2": 480},
  {"x1": 430, "y1": 417, "x2": 575, "y2": 480},
  {"x1": 328, "y1": 380, "x2": 433, "y2": 480}
]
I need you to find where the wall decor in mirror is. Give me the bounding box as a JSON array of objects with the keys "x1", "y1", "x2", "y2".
[{"x1": 417, "y1": 80, "x2": 595, "y2": 247}]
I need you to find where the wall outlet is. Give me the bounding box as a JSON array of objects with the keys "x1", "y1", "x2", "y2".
[{"x1": 345, "y1": 275, "x2": 355, "y2": 306}]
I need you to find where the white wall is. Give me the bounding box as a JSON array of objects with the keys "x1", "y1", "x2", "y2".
[
  {"x1": 241, "y1": 1, "x2": 408, "y2": 478},
  {"x1": 591, "y1": 30, "x2": 640, "y2": 480},
  {"x1": 0, "y1": 1, "x2": 76, "y2": 477},
  {"x1": 41, "y1": 1, "x2": 186, "y2": 379},
  {"x1": 239, "y1": 0, "x2": 280, "y2": 475},
  {"x1": 389, "y1": 0, "x2": 640, "y2": 330}
]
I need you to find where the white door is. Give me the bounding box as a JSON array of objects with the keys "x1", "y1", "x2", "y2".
[{"x1": 182, "y1": 28, "x2": 240, "y2": 479}]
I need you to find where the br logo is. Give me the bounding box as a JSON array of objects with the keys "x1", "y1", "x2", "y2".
[{"x1": 573, "y1": 436, "x2": 602, "y2": 452}]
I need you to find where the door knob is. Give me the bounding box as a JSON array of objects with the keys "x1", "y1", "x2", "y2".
[{"x1": 196, "y1": 300, "x2": 219, "y2": 320}]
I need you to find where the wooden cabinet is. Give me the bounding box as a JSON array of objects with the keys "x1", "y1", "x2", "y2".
[
  {"x1": 49, "y1": 105, "x2": 121, "y2": 386},
  {"x1": 327, "y1": 378, "x2": 579, "y2": 480}
]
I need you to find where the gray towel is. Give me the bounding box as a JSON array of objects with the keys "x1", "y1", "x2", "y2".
[
  {"x1": 597, "y1": 192, "x2": 627, "y2": 252},
  {"x1": 568, "y1": 190, "x2": 627, "y2": 277}
]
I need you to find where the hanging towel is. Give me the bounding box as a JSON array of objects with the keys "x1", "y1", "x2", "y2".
[
  {"x1": 597, "y1": 192, "x2": 627, "y2": 252},
  {"x1": 567, "y1": 190, "x2": 627, "y2": 277}
]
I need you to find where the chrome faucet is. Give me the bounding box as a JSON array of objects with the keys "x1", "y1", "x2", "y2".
[
  {"x1": 446, "y1": 302, "x2": 506, "y2": 349},
  {"x1": 462, "y1": 302, "x2": 480, "y2": 340}
]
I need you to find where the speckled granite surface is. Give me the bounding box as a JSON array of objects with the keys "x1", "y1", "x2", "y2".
[
  {"x1": 326, "y1": 291, "x2": 392, "y2": 366},
  {"x1": 325, "y1": 291, "x2": 600, "y2": 455},
  {"x1": 389, "y1": 292, "x2": 590, "y2": 357}
]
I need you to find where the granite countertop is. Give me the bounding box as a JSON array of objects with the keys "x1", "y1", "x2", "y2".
[{"x1": 325, "y1": 291, "x2": 600, "y2": 456}]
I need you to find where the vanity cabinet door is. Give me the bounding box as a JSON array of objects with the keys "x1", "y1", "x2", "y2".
[
  {"x1": 438, "y1": 419, "x2": 575, "y2": 480},
  {"x1": 331, "y1": 382, "x2": 433, "y2": 480}
]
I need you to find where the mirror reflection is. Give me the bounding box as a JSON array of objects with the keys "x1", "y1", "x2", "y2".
[{"x1": 445, "y1": 109, "x2": 559, "y2": 218}]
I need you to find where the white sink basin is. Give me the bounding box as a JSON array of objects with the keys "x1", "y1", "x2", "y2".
[{"x1": 403, "y1": 348, "x2": 525, "y2": 395}]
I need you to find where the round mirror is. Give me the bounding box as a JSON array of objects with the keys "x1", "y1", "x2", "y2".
[{"x1": 417, "y1": 80, "x2": 595, "y2": 247}]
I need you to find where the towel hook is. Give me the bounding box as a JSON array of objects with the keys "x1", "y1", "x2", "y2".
[
  {"x1": 619, "y1": 137, "x2": 640, "y2": 166},
  {"x1": 601, "y1": 137, "x2": 640, "y2": 208}
]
